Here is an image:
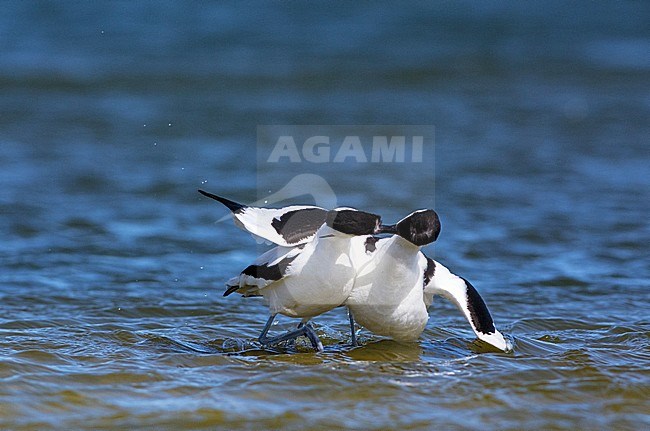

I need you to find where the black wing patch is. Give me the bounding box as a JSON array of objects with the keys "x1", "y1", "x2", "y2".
[
  {"x1": 423, "y1": 257, "x2": 436, "y2": 287},
  {"x1": 462, "y1": 277, "x2": 496, "y2": 334},
  {"x1": 224, "y1": 254, "x2": 299, "y2": 297},
  {"x1": 364, "y1": 236, "x2": 379, "y2": 253},
  {"x1": 242, "y1": 253, "x2": 298, "y2": 281},
  {"x1": 271, "y1": 208, "x2": 328, "y2": 245}
]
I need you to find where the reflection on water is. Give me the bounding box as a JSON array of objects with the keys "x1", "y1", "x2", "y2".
[{"x1": 1, "y1": 1, "x2": 649, "y2": 430}]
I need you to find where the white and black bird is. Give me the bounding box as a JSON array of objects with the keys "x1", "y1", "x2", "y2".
[
  {"x1": 347, "y1": 210, "x2": 510, "y2": 351},
  {"x1": 198, "y1": 190, "x2": 509, "y2": 351},
  {"x1": 198, "y1": 190, "x2": 385, "y2": 351},
  {"x1": 198, "y1": 189, "x2": 328, "y2": 247},
  {"x1": 345, "y1": 210, "x2": 440, "y2": 342}
]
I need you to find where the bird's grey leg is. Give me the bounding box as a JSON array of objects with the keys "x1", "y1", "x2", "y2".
[
  {"x1": 348, "y1": 308, "x2": 358, "y2": 347},
  {"x1": 302, "y1": 323, "x2": 324, "y2": 352},
  {"x1": 258, "y1": 315, "x2": 324, "y2": 352},
  {"x1": 286, "y1": 321, "x2": 305, "y2": 348},
  {"x1": 258, "y1": 314, "x2": 277, "y2": 342}
]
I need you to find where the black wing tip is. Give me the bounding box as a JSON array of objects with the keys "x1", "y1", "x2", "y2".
[
  {"x1": 462, "y1": 277, "x2": 496, "y2": 334},
  {"x1": 198, "y1": 189, "x2": 246, "y2": 213}
]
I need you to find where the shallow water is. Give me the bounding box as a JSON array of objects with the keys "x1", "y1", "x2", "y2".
[{"x1": 1, "y1": 2, "x2": 649, "y2": 430}]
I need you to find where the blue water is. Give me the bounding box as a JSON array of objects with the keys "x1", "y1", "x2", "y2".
[{"x1": 1, "y1": 1, "x2": 649, "y2": 430}]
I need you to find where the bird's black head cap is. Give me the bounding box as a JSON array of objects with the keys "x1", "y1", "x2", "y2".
[{"x1": 395, "y1": 209, "x2": 441, "y2": 246}]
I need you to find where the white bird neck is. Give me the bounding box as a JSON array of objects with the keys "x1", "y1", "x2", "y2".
[{"x1": 390, "y1": 234, "x2": 422, "y2": 255}]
